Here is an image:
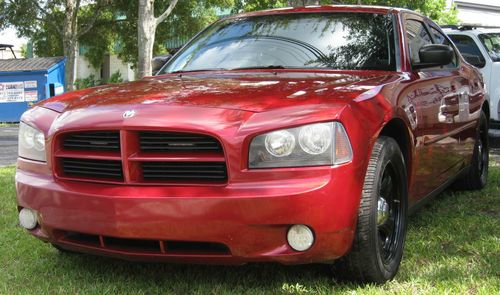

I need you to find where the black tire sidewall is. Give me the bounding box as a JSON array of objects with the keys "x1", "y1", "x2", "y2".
[
  {"x1": 467, "y1": 112, "x2": 489, "y2": 189},
  {"x1": 367, "y1": 137, "x2": 408, "y2": 281}
]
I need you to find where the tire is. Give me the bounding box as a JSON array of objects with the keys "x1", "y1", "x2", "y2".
[
  {"x1": 333, "y1": 136, "x2": 408, "y2": 284},
  {"x1": 453, "y1": 111, "x2": 489, "y2": 190}
]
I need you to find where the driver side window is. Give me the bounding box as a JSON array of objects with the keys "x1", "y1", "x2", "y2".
[{"x1": 405, "y1": 19, "x2": 432, "y2": 64}]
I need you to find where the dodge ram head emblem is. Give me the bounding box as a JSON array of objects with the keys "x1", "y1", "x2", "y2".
[{"x1": 122, "y1": 110, "x2": 136, "y2": 118}]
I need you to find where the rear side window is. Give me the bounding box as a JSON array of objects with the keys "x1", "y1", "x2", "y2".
[
  {"x1": 430, "y1": 27, "x2": 457, "y2": 68},
  {"x1": 405, "y1": 20, "x2": 433, "y2": 64},
  {"x1": 448, "y1": 34, "x2": 486, "y2": 68}
]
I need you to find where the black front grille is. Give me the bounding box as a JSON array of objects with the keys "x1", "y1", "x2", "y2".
[
  {"x1": 61, "y1": 158, "x2": 124, "y2": 181},
  {"x1": 141, "y1": 162, "x2": 227, "y2": 182},
  {"x1": 58, "y1": 230, "x2": 231, "y2": 255},
  {"x1": 139, "y1": 131, "x2": 222, "y2": 152},
  {"x1": 63, "y1": 131, "x2": 120, "y2": 151}
]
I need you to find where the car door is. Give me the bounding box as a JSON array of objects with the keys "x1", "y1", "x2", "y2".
[
  {"x1": 428, "y1": 25, "x2": 480, "y2": 170},
  {"x1": 401, "y1": 15, "x2": 468, "y2": 204}
]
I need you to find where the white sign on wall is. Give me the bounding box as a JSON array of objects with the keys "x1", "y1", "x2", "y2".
[
  {"x1": 24, "y1": 80, "x2": 37, "y2": 89},
  {"x1": 1, "y1": 82, "x2": 25, "y2": 103},
  {"x1": 24, "y1": 90, "x2": 38, "y2": 102},
  {"x1": 0, "y1": 81, "x2": 41, "y2": 103}
]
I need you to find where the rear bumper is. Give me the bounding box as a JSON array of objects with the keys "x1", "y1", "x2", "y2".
[{"x1": 15, "y1": 159, "x2": 363, "y2": 265}]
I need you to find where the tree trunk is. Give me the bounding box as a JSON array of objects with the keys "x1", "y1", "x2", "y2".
[
  {"x1": 62, "y1": 0, "x2": 79, "y2": 91},
  {"x1": 62, "y1": 38, "x2": 78, "y2": 92},
  {"x1": 138, "y1": 0, "x2": 156, "y2": 78},
  {"x1": 137, "y1": 0, "x2": 178, "y2": 79}
]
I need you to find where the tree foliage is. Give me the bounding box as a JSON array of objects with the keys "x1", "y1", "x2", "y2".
[
  {"x1": 113, "y1": 0, "x2": 234, "y2": 68},
  {"x1": 1, "y1": 0, "x2": 457, "y2": 80},
  {"x1": 235, "y1": 0, "x2": 458, "y2": 25},
  {"x1": 1, "y1": 0, "x2": 109, "y2": 90}
]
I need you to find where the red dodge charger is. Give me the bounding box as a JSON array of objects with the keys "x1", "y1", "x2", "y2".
[{"x1": 16, "y1": 5, "x2": 489, "y2": 283}]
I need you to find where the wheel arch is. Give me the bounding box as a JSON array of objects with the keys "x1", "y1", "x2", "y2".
[{"x1": 378, "y1": 118, "x2": 413, "y2": 184}]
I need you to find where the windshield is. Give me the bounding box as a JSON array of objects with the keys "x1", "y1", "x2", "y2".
[
  {"x1": 479, "y1": 33, "x2": 500, "y2": 61},
  {"x1": 160, "y1": 12, "x2": 396, "y2": 74}
]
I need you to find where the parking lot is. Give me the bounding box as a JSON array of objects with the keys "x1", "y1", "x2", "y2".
[{"x1": 0, "y1": 126, "x2": 18, "y2": 166}]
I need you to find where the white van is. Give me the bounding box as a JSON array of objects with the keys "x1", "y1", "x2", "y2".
[{"x1": 444, "y1": 26, "x2": 500, "y2": 137}]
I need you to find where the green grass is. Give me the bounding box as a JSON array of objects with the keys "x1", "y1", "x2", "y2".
[
  {"x1": 1, "y1": 165, "x2": 499, "y2": 295},
  {"x1": 0, "y1": 123, "x2": 17, "y2": 127}
]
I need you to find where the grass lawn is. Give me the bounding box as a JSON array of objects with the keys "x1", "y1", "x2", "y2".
[{"x1": 0, "y1": 164, "x2": 498, "y2": 295}]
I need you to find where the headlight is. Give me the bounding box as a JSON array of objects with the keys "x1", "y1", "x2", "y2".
[
  {"x1": 18, "y1": 122, "x2": 46, "y2": 162},
  {"x1": 249, "y1": 122, "x2": 352, "y2": 168},
  {"x1": 265, "y1": 130, "x2": 296, "y2": 157}
]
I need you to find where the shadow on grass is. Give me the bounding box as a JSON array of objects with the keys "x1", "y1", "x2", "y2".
[{"x1": 46, "y1": 251, "x2": 344, "y2": 293}]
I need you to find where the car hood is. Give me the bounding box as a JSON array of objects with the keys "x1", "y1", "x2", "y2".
[{"x1": 40, "y1": 71, "x2": 403, "y2": 114}]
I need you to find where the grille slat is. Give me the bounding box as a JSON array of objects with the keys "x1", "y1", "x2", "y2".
[
  {"x1": 142, "y1": 170, "x2": 226, "y2": 174},
  {"x1": 61, "y1": 158, "x2": 123, "y2": 181},
  {"x1": 139, "y1": 131, "x2": 222, "y2": 153},
  {"x1": 63, "y1": 165, "x2": 122, "y2": 172},
  {"x1": 62, "y1": 159, "x2": 122, "y2": 167},
  {"x1": 63, "y1": 131, "x2": 120, "y2": 151},
  {"x1": 142, "y1": 162, "x2": 227, "y2": 182}
]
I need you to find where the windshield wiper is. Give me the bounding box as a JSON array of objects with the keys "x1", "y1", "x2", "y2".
[
  {"x1": 170, "y1": 68, "x2": 228, "y2": 74},
  {"x1": 230, "y1": 65, "x2": 288, "y2": 70},
  {"x1": 170, "y1": 65, "x2": 288, "y2": 74}
]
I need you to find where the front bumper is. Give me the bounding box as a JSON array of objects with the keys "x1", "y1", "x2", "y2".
[{"x1": 15, "y1": 158, "x2": 363, "y2": 265}]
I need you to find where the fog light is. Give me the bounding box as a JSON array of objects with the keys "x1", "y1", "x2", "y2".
[
  {"x1": 287, "y1": 224, "x2": 314, "y2": 251},
  {"x1": 19, "y1": 208, "x2": 38, "y2": 230}
]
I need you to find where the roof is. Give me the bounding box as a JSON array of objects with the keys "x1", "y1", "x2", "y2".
[
  {"x1": 444, "y1": 28, "x2": 500, "y2": 35},
  {"x1": 0, "y1": 57, "x2": 65, "y2": 72},
  {"x1": 226, "y1": 5, "x2": 409, "y2": 20},
  {"x1": 442, "y1": 24, "x2": 500, "y2": 34}
]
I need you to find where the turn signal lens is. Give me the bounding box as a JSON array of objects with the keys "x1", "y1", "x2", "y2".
[{"x1": 333, "y1": 123, "x2": 353, "y2": 164}]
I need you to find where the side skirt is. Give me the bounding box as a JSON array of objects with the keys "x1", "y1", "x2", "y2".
[{"x1": 408, "y1": 165, "x2": 470, "y2": 215}]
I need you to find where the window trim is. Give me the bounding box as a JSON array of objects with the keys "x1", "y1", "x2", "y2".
[{"x1": 427, "y1": 24, "x2": 460, "y2": 69}]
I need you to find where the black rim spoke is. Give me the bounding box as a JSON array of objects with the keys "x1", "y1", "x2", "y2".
[
  {"x1": 377, "y1": 163, "x2": 402, "y2": 264},
  {"x1": 380, "y1": 171, "x2": 393, "y2": 197}
]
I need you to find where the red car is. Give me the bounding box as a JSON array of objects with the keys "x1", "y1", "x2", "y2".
[{"x1": 16, "y1": 5, "x2": 489, "y2": 283}]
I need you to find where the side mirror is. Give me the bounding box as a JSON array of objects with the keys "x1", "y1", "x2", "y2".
[
  {"x1": 152, "y1": 54, "x2": 172, "y2": 75},
  {"x1": 462, "y1": 53, "x2": 486, "y2": 68},
  {"x1": 413, "y1": 44, "x2": 454, "y2": 70}
]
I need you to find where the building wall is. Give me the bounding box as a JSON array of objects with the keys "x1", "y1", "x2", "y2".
[
  {"x1": 0, "y1": 28, "x2": 27, "y2": 60},
  {"x1": 0, "y1": 49, "x2": 21, "y2": 60},
  {"x1": 76, "y1": 55, "x2": 100, "y2": 81},
  {"x1": 76, "y1": 54, "x2": 135, "y2": 82},
  {"x1": 108, "y1": 55, "x2": 135, "y2": 82},
  {"x1": 452, "y1": 0, "x2": 500, "y2": 26}
]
